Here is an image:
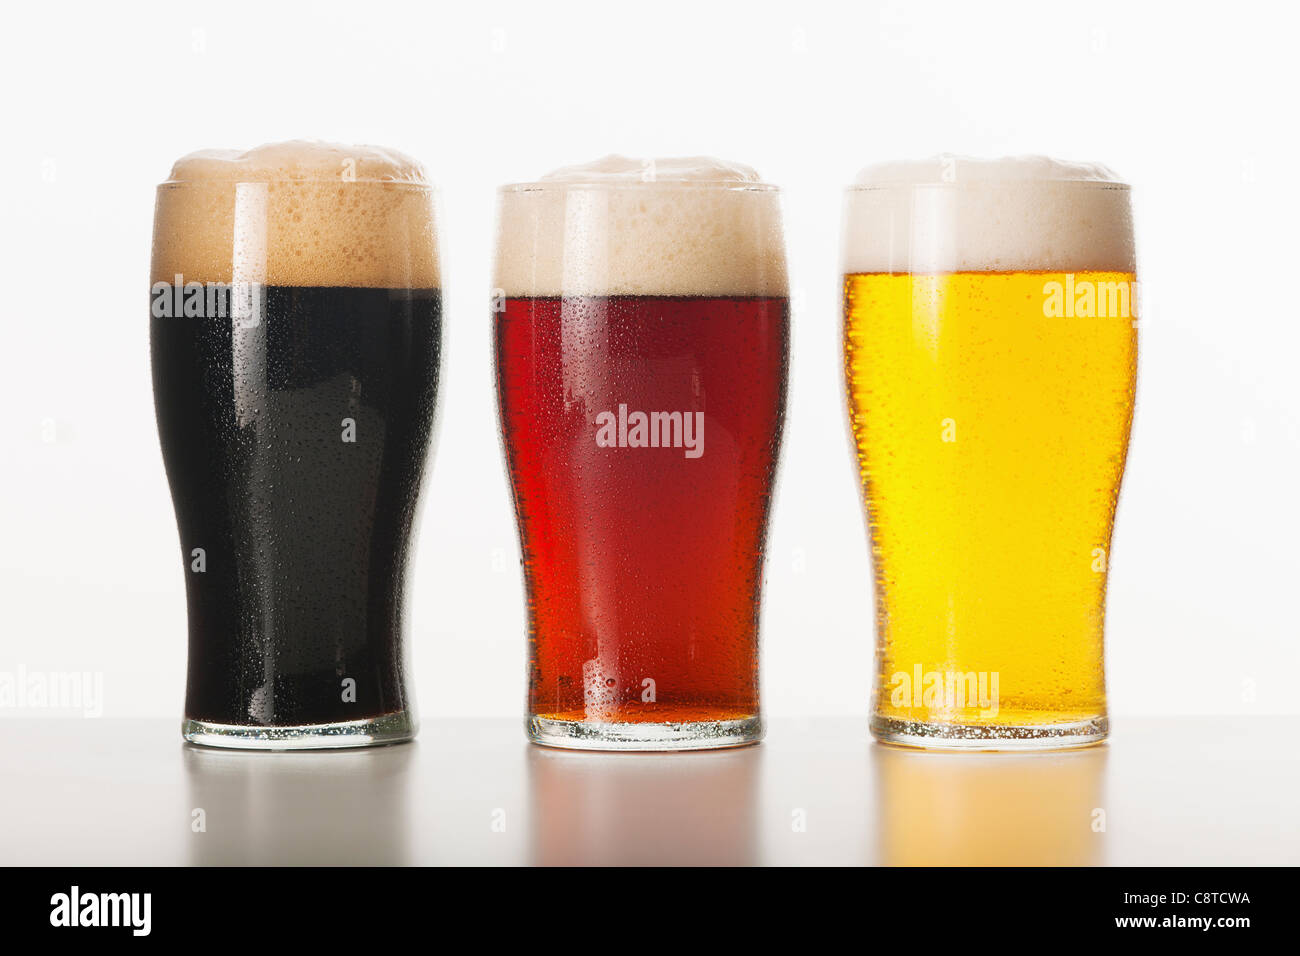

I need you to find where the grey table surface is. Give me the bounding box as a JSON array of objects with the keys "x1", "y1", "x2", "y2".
[{"x1": 1, "y1": 717, "x2": 1295, "y2": 866}]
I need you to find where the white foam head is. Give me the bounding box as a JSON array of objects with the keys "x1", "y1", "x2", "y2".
[
  {"x1": 152, "y1": 140, "x2": 438, "y2": 287},
  {"x1": 843, "y1": 154, "x2": 1134, "y2": 274},
  {"x1": 494, "y1": 155, "x2": 787, "y2": 296},
  {"x1": 539, "y1": 154, "x2": 764, "y2": 184}
]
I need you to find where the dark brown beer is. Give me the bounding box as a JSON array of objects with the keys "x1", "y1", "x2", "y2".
[
  {"x1": 153, "y1": 284, "x2": 441, "y2": 729},
  {"x1": 151, "y1": 141, "x2": 441, "y2": 749}
]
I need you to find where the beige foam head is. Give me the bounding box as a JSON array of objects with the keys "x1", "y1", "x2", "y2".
[
  {"x1": 152, "y1": 140, "x2": 439, "y2": 288},
  {"x1": 843, "y1": 154, "x2": 1134, "y2": 274},
  {"x1": 494, "y1": 155, "x2": 787, "y2": 297}
]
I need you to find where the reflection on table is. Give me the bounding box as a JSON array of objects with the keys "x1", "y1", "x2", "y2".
[
  {"x1": 527, "y1": 744, "x2": 763, "y2": 865},
  {"x1": 872, "y1": 743, "x2": 1108, "y2": 866},
  {"x1": 184, "y1": 741, "x2": 416, "y2": 865}
]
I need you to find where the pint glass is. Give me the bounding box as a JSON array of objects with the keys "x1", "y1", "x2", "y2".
[
  {"x1": 151, "y1": 141, "x2": 442, "y2": 749},
  {"x1": 842, "y1": 158, "x2": 1137, "y2": 749},
  {"x1": 494, "y1": 157, "x2": 789, "y2": 750}
]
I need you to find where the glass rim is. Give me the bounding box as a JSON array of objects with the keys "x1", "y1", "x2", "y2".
[
  {"x1": 155, "y1": 178, "x2": 434, "y2": 190},
  {"x1": 499, "y1": 180, "x2": 779, "y2": 194},
  {"x1": 844, "y1": 179, "x2": 1130, "y2": 193}
]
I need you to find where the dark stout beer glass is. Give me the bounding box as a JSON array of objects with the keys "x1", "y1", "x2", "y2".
[
  {"x1": 494, "y1": 157, "x2": 789, "y2": 750},
  {"x1": 151, "y1": 142, "x2": 441, "y2": 749}
]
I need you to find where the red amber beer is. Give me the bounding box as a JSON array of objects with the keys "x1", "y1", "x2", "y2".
[{"x1": 494, "y1": 157, "x2": 789, "y2": 750}]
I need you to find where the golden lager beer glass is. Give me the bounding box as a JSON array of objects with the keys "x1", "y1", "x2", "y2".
[{"x1": 842, "y1": 157, "x2": 1137, "y2": 749}]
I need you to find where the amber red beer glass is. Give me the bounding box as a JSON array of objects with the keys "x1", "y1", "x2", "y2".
[{"x1": 493, "y1": 157, "x2": 789, "y2": 750}]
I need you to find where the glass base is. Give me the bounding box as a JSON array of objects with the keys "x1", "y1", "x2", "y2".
[
  {"x1": 871, "y1": 714, "x2": 1108, "y2": 752},
  {"x1": 528, "y1": 715, "x2": 764, "y2": 752},
  {"x1": 182, "y1": 711, "x2": 415, "y2": 751}
]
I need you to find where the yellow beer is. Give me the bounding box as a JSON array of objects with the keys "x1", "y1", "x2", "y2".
[{"x1": 842, "y1": 159, "x2": 1138, "y2": 747}]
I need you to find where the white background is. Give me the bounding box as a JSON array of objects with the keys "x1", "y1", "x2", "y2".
[{"x1": 1, "y1": 0, "x2": 1296, "y2": 721}]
